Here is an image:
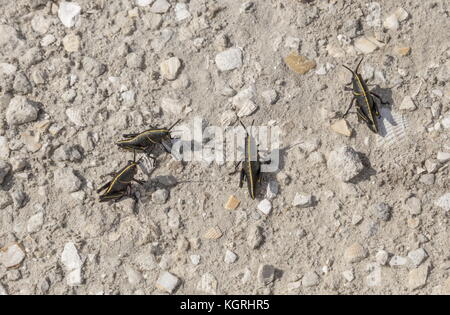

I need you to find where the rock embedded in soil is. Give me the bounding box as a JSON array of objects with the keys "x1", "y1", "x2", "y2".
[
  {"x1": 435, "y1": 193, "x2": 450, "y2": 212},
  {"x1": 408, "y1": 248, "x2": 428, "y2": 267},
  {"x1": 248, "y1": 225, "x2": 264, "y2": 249},
  {"x1": 224, "y1": 195, "x2": 240, "y2": 210},
  {"x1": 292, "y1": 193, "x2": 314, "y2": 208},
  {"x1": 82, "y1": 56, "x2": 106, "y2": 77},
  {"x1": 156, "y1": 271, "x2": 180, "y2": 294},
  {"x1": 151, "y1": 0, "x2": 171, "y2": 14},
  {"x1": 0, "y1": 161, "x2": 11, "y2": 185},
  {"x1": 160, "y1": 57, "x2": 181, "y2": 80},
  {"x1": 197, "y1": 273, "x2": 218, "y2": 294},
  {"x1": 61, "y1": 242, "x2": 83, "y2": 286},
  {"x1": 389, "y1": 255, "x2": 409, "y2": 267},
  {"x1": 400, "y1": 96, "x2": 417, "y2": 111},
  {"x1": 284, "y1": 52, "x2": 316, "y2": 75},
  {"x1": 224, "y1": 250, "x2": 238, "y2": 264},
  {"x1": 258, "y1": 264, "x2": 275, "y2": 285},
  {"x1": 302, "y1": 271, "x2": 320, "y2": 287},
  {"x1": 344, "y1": 243, "x2": 368, "y2": 263},
  {"x1": 342, "y1": 270, "x2": 355, "y2": 282},
  {"x1": 152, "y1": 189, "x2": 169, "y2": 204},
  {"x1": 0, "y1": 243, "x2": 26, "y2": 268},
  {"x1": 408, "y1": 265, "x2": 429, "y2": 290},
  {"x1": 54, "y1": 168, "x2": 82, "y2": 193},
  {"x1": 27, "y1": 212, "x2": 44, "y2": 233},
  {"x1": 373, "y1": 202, "x2": 392, "y2": 221},
  {"x1": 261, "y1": 89, "x2": 278, "y2": 105},
  {"x1": 175, "y1": 3, "x2": 191, "y2": 22},
  {"x1": 327, "y1": 146, "x2": 364, "y2": 183},
  {"x1": 257, "y1": 199, "x2": 272, "y2": 215},
  {"x1": 405, "y1": 197, "x2": 422, "y2": 215},
  {"x1": 58, "y1": 1, "x2": 81, "y2": 28},
  {"x1": 6, "y1": 96, "x2": 39, "y2": 126},
  {"x1": 436, "y1": 152, "x2": 450, "y2": 163},
  {"x1": 331, "y1": 119, "x2": 352, "y2": 137},
  {"x1": 375, "y1": 250, "x2": 389, "y2": 266},
  {"x1": 63, "y1": 34, "x2": 80, "y2": 52},
  {"x1": 215, "y1": 48, "x2": 243, "y2": 71}
]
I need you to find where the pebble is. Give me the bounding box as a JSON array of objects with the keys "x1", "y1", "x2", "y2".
[
  {"x1": 436, "y1": 152, "x2": 450, "y2": 163},
  {"x1": 215, "y1": 48, "x2": 243, "y2": 71},
  {"x1": 152, "y1": 189, "x2": 169, "y2": 204},
  {"x1": 375, "y1": 250, "x2": 389, "y2": 266},
  {"x1": 408, "y1": 248, "x2": 428, "y2": 267},
  {"x1": 27, "y1": 212, "x2": 44, "y2": 233},
  {"x1": 408, "y1": 265, "x2": 428, "y2": 290},
  {"x1": 151, "y1": 0, "x2": 171, "y2": 14},
  {"x1": 63, "y1": 34, "x2": 80, "y2": 52},
  {"x1": 31, "y1": 13, "x2": 51, "y2": 34},
  {"x1": 342, "y1": 270, "x2": 355, "y2": 282},
  {"x1": 396, "y1": 47, "x2": 411, "y2": 56},
  {"x1": 399, "y1": 95, "x2": 416, "y2": 111},
  {"x1": 405, "y1": 197, "x2": 422, "y2": 216},
  {"x1": 292, "y1": 193, "x2": 314, "y2": 208},
  {"x1": 331, "y1": 119, "x2": 352, "y2": 137},
  {"x1": 0, "y1": 191, "x2": 12, "y2": 209},
  {"x1": 442, "y1": 114, "x2": 450, "y2": 129},
  {"x1": 233, "y1": 86, "x2": 258, "y2": 118},
  {"x1": 58, "y1": 1, "x2": 81, "y2": 28},
  {"x1": 41, "y1": 34, "x2": 56, "y2": 46},
  {"x1": 373, "y1": 202, "x2": 392, "y2": 222},
  {"x1": 258, "y1": 264, "x2": 275, "y2": 285},
  {"x1": 224, "y1": 250, "x2": 238, "y2": 264},
  {"x1": 354, "y1": 36, "x2": 383, "y2": 54},
  {"x1": 302, "y1": 271, "x2": 320, "y2": 287},
  {"x1": 0, "y1": 283, "x2": 7, "y2": 295},
  {"x1": 6, "y1": 96, "x2": 39, "y2": 126},
  {"x1": 124, "y1": 265, "x2": 143, "y2": 285},
  {"x1": 161, "y1": 97, "x2": 186, "y2": 115},
  {"x1": 54, "y1": 168, "x2": 82, "y2": 193},
  {"x1": 190, "y1": 255, "x2": 200, "y2": 265},
  {"x1": 344, "y1": 243, "x2": 368, "y2": 263},
  {"x1": 327, "y1": 146, "x2": 364, "y2": 183},
  {"x1": 425, "y1": 159, "x2": 439, "y2": 174},
  {"x1": 160, "y1": 57, "x2": 181, "y2": 80},
  {"x1": 435, "y1": 193, "x2": 450, "y2": 212},
  {"x1": 224, "y1": 195, "x2": 240, "y2": 210},
  {"x1": 156, "y1": 271, "x2": 180, "y2": 294},
  {"x1": 82, "y1": 56, "x2": 106, "y2": 77},
  {"x1": 261, "y1": 89, "x2": 278, "y2": 105},
  {"x1": 0, "y1": 24, "x2": 20, "y2": 51},
  {"x1": 175, "y1": 3, "x2": 191, "y2": 22},
  {"x1": 352, "y1": 214, "x2": 363, "y2": 226},
  {"x1": 257, "y1": 199, "x2": 272, "y2": 215},
  {"x1": 265, "y1": 181, "x2": 278, "y2": 200},
  {"x1": 395, "y1": 7, "x2": 409, "y2": 22},
  {"x1": 167, "y1": 209, "x2": 180, "y2": 228},
  {"x1": 197, "y1": 273, "x2": 218, "y2": 294},
  {"x1": 61, "y1": 89, "x2": 77, "y2": 103},
  {"x1": 383, "y1": 13, "x2": 399, "y2": 30},
  {"x1": 13, "y1": 72, "x2": 32, "y2": 94},
  {"x1": 419, "y1": 174, "x2": 435, "y2": 185},
  {"x1": 61, "y1": 242, "x2": 83, "y2": 286},
  {"x1": 248, "y1": 225, "x2": 264, "y2": 249},
  {"x1": 0, "y1": 243, "x2": 26, "y2": 268},
  {"x1": 284, "y1": 52, "x2": 316, "y2": 75},
  {"x1": 136, "y1": 0, "x2": 152, "y2": 6},
  {"x1": 0, "y1": 161, "x2": 11, "y2": 185},
  {"x1": 389, "y1": 255, "x2": 409, "y2": 267}
]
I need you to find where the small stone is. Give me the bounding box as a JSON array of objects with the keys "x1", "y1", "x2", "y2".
[
  {"x1": 408, "y1": 265, "x2": 428, "y2": 290},
  {"x1": 124, "y1": 265, "x2": 143, "y2": 285},
  {"x1": 27, "y1": 212, "x2": 44, "y2": 233},
  {"x1": 373, "y1": 202, "x2": 391, "y2": 222},
  {"x1": 197, "y1": 273, "x2": 218, "y2": 294},
  {"x1": 0, "y1": 161, "x2": 11, "y2": 185},
  {"x1": 224, "y1": 250, "x2": 238, "y2": 264},
  {"x1": 151, "y1": 0, "x2": 171, "y2": 14},
  {"x1": 292, "y1": 193, "x2": 314, "y2": 208},
  {"x1": 408, "y1": 248, "x2": 428, "y2": 267},
  {"x1": 265, "y1": 181, "x2": 278, "y2": 200},
  {"x1": 405, "y1": 197, "x2": 422, "y2": 216},
  {"x1": 257, "y1": 199, "x2": 272, "y2": 215},
  {"x1": 6, "y1": 96, "x2": 39, "y2": 126},
  {"x1": 420, "y1": 174, "x2": 435, "y2": 185},
  {"x1": 175, "y1": 3, "x2": 191, "y2": 22},
  {"x1": 352, "y1": 214, "x2": 363, "y2": 226},
  {"x1": 160, "y1": 57, "x2": 181, "y2": 80},
  {"x1": 82, "y1": 56, "x2": 106, "y2": 77},
  {"x1": 344, "y1": 243, "x2": 368, "y2": 263},
  {"x1": 302, "y1": 271, "x2": 320, "y2": 287},
  {"x1": 383, "y1": 14, "x2": 399, "y2": 30},
  {"x1": 224, "y1": 195, "x2": 240, "y2": 210},
  {"x1": 354, "y1": 36, "x2": 381, "y2": 54},
  {"x1": 389, "y1": 255, "x2": 409, "y2": 267},
  {"x1": 152, "y1": 189, "x2": 169, "y2": 204},
  {"x1": 221, "y1": 110, "x2": 237, "y2": 127},
  {"x1": 342, "y1": 270, "x2": 354, "y2": 282},
  {"x1": 331, "y1": 119, "x2": 352, "y2": 137},
  {"x1": 261, "y1": 90, "x2": 278, "y2": 105},
  {"x1": 437, "y1": 152, "x2": 450, "y2": 163},
  {"x1": 248, "y1": 225, "x2": 264, "y2": 249},
  {"x1": 396, "y1": 47, "x2": 411, "y2": 56},
  {"x1": 13, "y1": 72, "x2": 32, "y2": 94},
  {"x1": 395, "y1": 7, "x2": 409, "y2": 21},
  {"x1": 232, "y1": 86, "x2": 258, "y2": 118},
  {"x1": 58, "y1": 1, "x2": 81, "y2": 28},
  {"x1": 190, "y1": 255, "x2": 200, "y2": 265},
  {"x1": 435, "y1": 193, "x2": 450, "y2": 212},
  {"x1": 31, "y1": 13, "x2": 52, "y2": 34},
  {"x1": 0, "y1": 191, "x2": 12, "y2": 209},
  {"x1": 54, "y1": 168, "x2": 82, "y2": 193},
  {"x1": 156, "y1": 271, "x2": 180, "y2": 294},
  {"x1": 161, "y1": 97, "x2": 186, "y2": 115},
  {"x1": 61, "y1": 89, "x2": 77, "y2": 103},
  {"x1": 126, "y1": 52, "x2": 144, "y2": 69},
  {"x1": 0, "y1": 283, "x2": 7, "y2": 295},
  {"x1": 258, "y1": 264, "x2": 275, "y2": 285},
  {"x1": 63, "y1": 34, "x2": 80, "y2": 52},
  {"x1": 327, "y1": 146, "x2": 364, "y2": 183},
  {"x1": 425, "y1": 159, "x2": 439, "y2": 174},
  {"x1": 215, "y1": 48, "x2": 243, "y2": 71},
  {"x1": 61, "y1": 242, "x2": 83, "y2": 286},
  {"x1": 203, "y1": 226, "x2": 223, "y2": 240},
  {"x1": 167, "y1": 209, "x2": 180, "y2": 229},
  {"x1": 375, "y1": 250, "x2": 389, "y2": 266},
  {"x1": 0, "y1": 243, "x2": 26, "y2": 268},
  {"x1": 136, "y1": 0, "x2": 152, "y2": 6},
  {"x1": 41, "y1": 34, "x2": 56, "y2": 46},
  {"x1": 399, "y1": 96, "x2": 416, "y2": 111},
  {"x1": 284, "y1": 52, "x2": 316, "y2": 75},
  {"x1": 442, "y1": 114, "x2": 450, "y2": 129}
]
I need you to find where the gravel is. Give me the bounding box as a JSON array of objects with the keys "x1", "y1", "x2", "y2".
[{"x1": 327, "y1": 146, "x2": 365, "y2": 182}]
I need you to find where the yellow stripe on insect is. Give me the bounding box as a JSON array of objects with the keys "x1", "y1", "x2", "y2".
[
  {"x1": 106, "y1": 163, "x2": 136, "y2": 194},
  {"x1": 247, "y1": 135, "x2": 254, "y2": 199},
  {"x1": 355, "y1": 75, "x2": 375, "y2": 124}
]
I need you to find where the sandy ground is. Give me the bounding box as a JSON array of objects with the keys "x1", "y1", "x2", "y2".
[{"x1": 0, "y1": 0, "x2": 449, "y2": 295}]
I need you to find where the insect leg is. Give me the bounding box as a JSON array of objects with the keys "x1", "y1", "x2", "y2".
[
  {"x1": 132, "y1": 178, "x2": 145, "y2": 185},
  {"x1": 343, "y1": 97, "x2": 357, "y2": 117},
  {"x1": 97, "y1": 181, "x2": 112, "y2": 193},
  {"x1": 229, "y1": 161, "x2": 242, "y2": 175},
  {"x1": 370, "y1": 92, "x2": 389, "y2": 106},
  {"x1": 122, "y1": 133, "x2": 139, "y2": 138},
  {"x1": 356, "y1": 107, "x2": 370, "y2": 123}
]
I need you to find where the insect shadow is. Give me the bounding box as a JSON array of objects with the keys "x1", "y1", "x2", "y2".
[{"x1": 348, "y1": 151, "x2": 377, "y2": 184}]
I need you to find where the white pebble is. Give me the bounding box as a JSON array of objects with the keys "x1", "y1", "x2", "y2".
[
  {"x1": 156, "y1": 271, "x2": 180, "y2": 293},
  {"x1": 224, "y1": 250, "x2": 238, "y2": 264},
  {"x1": 435, "y1": 193, "x2": 450, "y2": 212},
  {"x1": 257, "y1": 199, "x2": 272, "y2": 215},
  {"x1": 58, "y1": 1, "x2": 81, "y2": 28},
  {"x1": 215, "y1": 48, "x2": 243, "y2": 71},
  {"x1": 408, "y1": 248, "x2": 428, "y2": 267},
  {"x1": 292, "y1": 193, "x2": 314, "y2": 208},
  {"x1": 61, "y1": 242, "x2": 83, "y2": 286}
]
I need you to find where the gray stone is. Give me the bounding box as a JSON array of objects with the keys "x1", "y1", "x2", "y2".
[
  {"x1": 20, "y1": 47, "x2": 43, "y2": 68},
  {"x1": 248, "y1": 225, "x2": 264, "y2": 249},
  {"x1": 408, "y1": 248, "x2": 428, "y2": 267},
  {"x1": 152, "y1": 189, "x2": 169, "y2": 204},
  {"x1": 258, "y1": 264, "x2": 275, "y2": 285},
  {"x1": 151, "y1": 0, "x2": 171, "y2": 14},
  {"x1": 6, "y1": 96, "x2": 39, "y2": 126},
  {"x1": 13, "y1": 72, "x2": 32, "y2": 94},
  {"x1": 0, "y1": 161, "x2": 11, "y2": 185},
  {"x1": 224, "y1": 250, "x2": 238, "y2": 264},
  {"x1": 58, "y1": 1, "x2": 81, "y2": 28},
  {"x1": 261, "y1": 89, "x2": 278, "y2": 105},
  {"x1": 0, "y1": 243, "x2": 26, "y2": 268},
  {"x1": 27, "y1": 212, "x2": 44, "y2": 233},
  {"x1": 435, "y1": 193, "x2": 450, "y2": 212},
  {"x1": 405, "y1": 197, "x2": 422, "y2": 215},
  {"x1": 373, "y1": 202, "x2": 391, "y2": 221},
  {"x1": 82, "y1": 57, "x2": 106, "y2": 77},
  {"x1": 61, "y1": 242, "x2": 83, "y2": 286},
  {"x1": 327, "y1": 146, "x2": 364, "y2": 182},
  {"x1": 419, "y1": 174, "x2": 435, "y2": 185},
  {"x1": 0, "y1": 191, "x2": 12, "y2": 209},
  {"x1": 302, "y1": 271, "x2": 320, "y2": 287},
  {"x1": 54, "y1": 168, "x2": 82, "y2": 193},
  {"x1": 215, "y1": 48, "x2": 243, "y2": 71}
]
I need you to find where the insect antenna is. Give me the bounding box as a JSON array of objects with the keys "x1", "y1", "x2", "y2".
[
  {"x1": 168, "y1": 119, "x2": 182, "y2": 131},
  {"x1": 355, "y1": 57, "x2": 364, "y2": 73}
]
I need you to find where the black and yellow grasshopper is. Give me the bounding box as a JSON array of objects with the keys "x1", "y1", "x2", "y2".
[
  {"x1": 342, "y1": 58, "x2": 388, "y2": 133},
  {"x1": 116, "y1": 119, "x2": 181, "y2": 156},
  {"x1": 97, "y1": 152, "x2": 145, "y2": 203},
  {"x1": 233, "y1": 120, "x2": 269, "y2": 200}
]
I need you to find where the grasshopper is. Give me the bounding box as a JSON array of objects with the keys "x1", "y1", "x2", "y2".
[
  {"x1": 97, "y1": 152, "x2": 145, "y2": 203},
  {"x1": 233, "y1": 120, "x2": 269, "y2": 200},
  {"x1": 342, "y1": 58, "x2": 388, "y2": 133},
  {"x1": 116, "y1": 119, "x2": 181, "y2": 156}
]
